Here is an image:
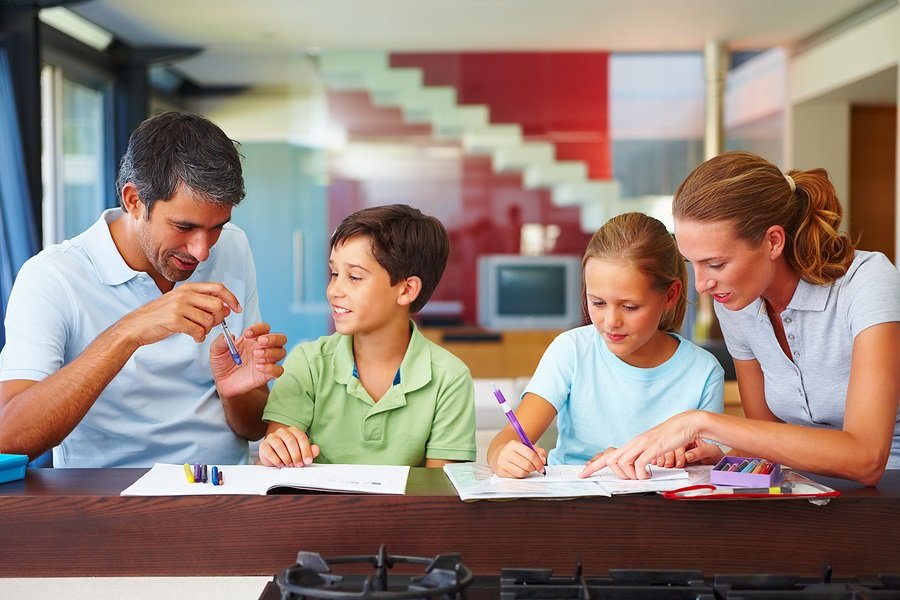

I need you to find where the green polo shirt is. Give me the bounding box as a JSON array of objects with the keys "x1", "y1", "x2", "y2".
[{"x1": 263, "y1": 322, "x2": 476, "y2": 466}]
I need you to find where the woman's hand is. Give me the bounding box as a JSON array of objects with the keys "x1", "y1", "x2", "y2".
[{"x1": 580, "y1": 410, "x2": 707, "y2": 479}]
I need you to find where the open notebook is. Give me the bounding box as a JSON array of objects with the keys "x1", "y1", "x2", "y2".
[
  {"x1": 443, "y1": 463, "x2": 690, "y2": 501},
  {"x1": 121, "y1": 463, "x2": 410, "y2": 496}
]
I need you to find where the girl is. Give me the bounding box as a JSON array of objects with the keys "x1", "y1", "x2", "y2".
[
  {"x1": 582, "y1": 151, "x2": 900, "y2": 485},
  {"x1": 488, "y1": 212, "x2": 724, "y2": 478}
]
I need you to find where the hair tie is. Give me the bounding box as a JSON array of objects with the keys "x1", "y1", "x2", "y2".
[{"x1": 785, "y1": 173, "x2": 796, "y2": 193}]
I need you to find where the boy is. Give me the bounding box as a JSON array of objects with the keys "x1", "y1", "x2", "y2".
[{"x1": 259, "y1": 204, "x2": 476, "y2": 467}]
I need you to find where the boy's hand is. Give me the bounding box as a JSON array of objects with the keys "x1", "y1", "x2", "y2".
[
  {"x1": 491, "y1": 439, "x2": 547, "y2": 479},
  {"x1": 258, "y1": 425, "x2": 320, "y2": 467}
]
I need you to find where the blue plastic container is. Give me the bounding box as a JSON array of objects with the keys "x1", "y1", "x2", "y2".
[{"x1": 0, "y1": 453, "x2": 28, "y2": 485}]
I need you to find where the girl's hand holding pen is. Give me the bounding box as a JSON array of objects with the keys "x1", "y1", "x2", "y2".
[{"x1": 490, "y1": 439, "x2": 548, "y2": 479}]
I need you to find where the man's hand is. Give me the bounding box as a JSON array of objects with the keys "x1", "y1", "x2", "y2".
[
  {"x1": 211, "y1": 322, "x2": 287, "y2": 398},
  {"x1": 115, "y1": 282, "x2": 241, "y2": 348}
]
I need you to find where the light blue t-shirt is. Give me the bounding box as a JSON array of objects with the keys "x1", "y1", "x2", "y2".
[
  {"x1": 524, "y1": 326, "x2": 724, "y2": 466},
  {"x1": 0, "y1": 209, "x2": 261, "y2": 468},
  {"x1": 716, "y1": 250, "x2": 900, "y2": 468}
]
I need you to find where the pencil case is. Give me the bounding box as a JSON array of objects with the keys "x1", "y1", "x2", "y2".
[
  {"x1": 710, "y1": 456, "x2": 782, "y2": 488},
  {"x1": 0, "y1": 453, "x2": 28, "y2": 485}
]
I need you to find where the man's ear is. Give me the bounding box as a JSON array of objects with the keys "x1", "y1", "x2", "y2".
[
  {"x1": 396, "y1": 276, "x2": 423, "y2": 308},
  {"x1": 120, "y1": 182, "x2": 144, "y2": 219},
  {"x1": 764, "y1": 225, "x2": 787, "y2": 259}
]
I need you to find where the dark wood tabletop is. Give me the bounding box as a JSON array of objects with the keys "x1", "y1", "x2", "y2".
[{"x1": 1, "y1": 467, "x2": 898, "y2": 578}]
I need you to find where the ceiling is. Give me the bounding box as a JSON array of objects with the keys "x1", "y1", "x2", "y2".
[{"x1": 69, "y1": 0, "x2": 886, "y2": 88}]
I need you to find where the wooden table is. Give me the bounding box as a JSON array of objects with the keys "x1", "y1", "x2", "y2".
[{"x1": 1, "y1": 467, "x2": 898, "y2": 577}]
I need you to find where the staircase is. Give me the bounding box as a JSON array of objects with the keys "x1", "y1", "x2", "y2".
[{"x1": 318, "y1": 50, "x2": 632, "y2": 232}]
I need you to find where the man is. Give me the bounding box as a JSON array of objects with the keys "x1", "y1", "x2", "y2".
[{"x1": 0, "y1": 111, "x2": 286, "y2": 467}]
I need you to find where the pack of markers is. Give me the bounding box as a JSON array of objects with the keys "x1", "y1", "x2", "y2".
[
  {"x1": 710, "y1": 456, "x2": 782, "y2": 487},
  {"x1": 661, "y1": 456, "x2": 840, "y2": 500}
]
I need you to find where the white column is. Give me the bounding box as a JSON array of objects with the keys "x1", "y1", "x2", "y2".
[{"x1": 704, "y1": 40, "x2": 729, "y2": 160}]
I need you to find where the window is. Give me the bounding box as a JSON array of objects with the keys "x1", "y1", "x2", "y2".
[{"x1": 41, "y1": 61, "x2": 112, "y2": 245}]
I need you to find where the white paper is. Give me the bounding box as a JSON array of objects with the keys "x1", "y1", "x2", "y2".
[
  {"x1": 120, "y1": 463, "x2": 410, "y2": 496},
  {"x1": 443, "y1": 463, "x2": 690, "y2": 501}
]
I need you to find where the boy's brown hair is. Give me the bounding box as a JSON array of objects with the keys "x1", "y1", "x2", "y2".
[{"x1": 331, "y1": 204, "x2": 449, "y2": 314}]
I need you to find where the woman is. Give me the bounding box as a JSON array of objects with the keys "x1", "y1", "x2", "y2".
[{"x1": 581, "y1": 151, "x2": 900, "y2": 485}]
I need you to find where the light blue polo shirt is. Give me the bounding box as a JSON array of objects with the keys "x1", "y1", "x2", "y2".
[
  {"x1": 715, "y1": 250, "x2": 900, "y2": 468},
  {"x1": 0, "y1": 209, "x2": 261, "y2": 467},
  {"x1": 524, "y1": 325, "x2": 724, "y2": 466}
]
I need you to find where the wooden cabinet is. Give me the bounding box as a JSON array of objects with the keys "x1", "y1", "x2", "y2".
[{"x1": 420, "y1": 328, "x2": 560, "y2": 378}]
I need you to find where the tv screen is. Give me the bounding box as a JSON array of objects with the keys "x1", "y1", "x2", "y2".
[
  {"x1": 478, "y1": 255, "x2": 584, "y2": 331},
  {"x1": 497, "y1": 266, "x2": 567, "y2": 316}
]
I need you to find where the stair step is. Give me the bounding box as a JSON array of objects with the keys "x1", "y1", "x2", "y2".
[
  {"x1": 431, "y1": 105, "x2": 490, "y2": 137},
  {"x1": 318, "y1": 51, "x2": 389, "y2": 90},
  {"x1": 552, "y1": 180, "x2": 620, "y2": 206},
  {"x1": 492, "y1": 142, "x2": 556, "y2": 171},
  {"x1": 462, "y1": 124, "x2": 523, "y2": 154},
  {"x1": 523, "y1": 161, "x2": 589, "y2": 189},
  {"x1": 369, "y1": 68, "x2": 425, "y2": 106},
  {"x1": 400, "y1": 87, "x2": 459, "y2": 124}
]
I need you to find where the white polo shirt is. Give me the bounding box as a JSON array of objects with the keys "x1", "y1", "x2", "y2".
[
  {"x1": 0, "y1": 209, "x2": 261, "y2": 467},
  {"x1": 715, "y1": 251, "x2": 900, "y2": 468}
]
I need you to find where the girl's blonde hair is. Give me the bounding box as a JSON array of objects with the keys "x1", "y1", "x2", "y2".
[
  {"x1": 672, "y1": 151, "x2": 854, "y2": 285},
  {"x1": 583, "y1": 212, "x2": 687, "y2": 333}
]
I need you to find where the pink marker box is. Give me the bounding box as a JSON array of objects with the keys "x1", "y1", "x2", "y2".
[{"x1": 710, "y1": 456, "x2": 783, "y2": 488}]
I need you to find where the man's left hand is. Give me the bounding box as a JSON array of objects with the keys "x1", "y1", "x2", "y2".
[{"x1": 211, "y1": 322, "x2": 287, "y2": 397}]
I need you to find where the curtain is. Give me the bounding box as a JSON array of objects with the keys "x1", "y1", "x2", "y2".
[{"x1": 0, "y1": 48, "x2": 40, "y2": 349}]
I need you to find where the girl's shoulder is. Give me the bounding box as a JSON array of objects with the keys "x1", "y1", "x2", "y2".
[
  {"x1": 552, "y1": 324, "x2": 598, "y2": 349},
  {"x1": 671, "y1": 334, "x2": 727, "y2": 375}
]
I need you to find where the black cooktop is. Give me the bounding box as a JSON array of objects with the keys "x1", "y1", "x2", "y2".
[{"x1": 257, "y1": 547, "x2": 900, "y2": 600}]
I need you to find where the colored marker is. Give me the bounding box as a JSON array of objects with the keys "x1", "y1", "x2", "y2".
[
  {"x1": 741, "y1": 460, "x2": 759, "y2": 473},
  {"x1": 217, "y1": 469, "x2": 224, "y2": 485},
  {"x1": 220, "y1": 320, "x2": 242, "y2": 365},
  {"x1": 492, "y1": 382, "x2": 545, "y2": 475},
  {"x1": 183, "y1": 463, "x2": 194, "y2": 483},
  {"x1": 201, "y1": 463, "x2": 208, "y2": 483},
  {"x1": 193, "y1": 463, "x2": 201, "y2": 483},
  {"x1": 722, "y1": 483, "x2": 793, "y2": 495},
  {"x1": 211, "y1": 466, "x2": 219, "y2": 486}
]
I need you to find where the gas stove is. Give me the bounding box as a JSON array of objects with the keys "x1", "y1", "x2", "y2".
[{"x1": 258, "y1": 547, "x2": 900, "y2": 600}]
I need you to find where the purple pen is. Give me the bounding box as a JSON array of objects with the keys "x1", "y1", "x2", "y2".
[
  {"x1": 492, "y1": 382, "x2": 546, "y2": 475},
  {"x1": 220, "y1": 320, "x2": 242, "y2": 365}
]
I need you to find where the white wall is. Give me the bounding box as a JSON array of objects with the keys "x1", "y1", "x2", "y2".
[{"x1": 789, "y1": 3, "x2": 900, "y2": 259}]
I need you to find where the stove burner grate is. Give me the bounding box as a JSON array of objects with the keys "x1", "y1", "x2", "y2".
[{"x1": 273, "y1": 545, "x2": 473, "y2": 600}]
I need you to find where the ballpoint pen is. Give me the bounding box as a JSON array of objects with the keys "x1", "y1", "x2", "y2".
[
  {"x1": 220, "y1": 320, "x2": 242, "y2": 365},
  {"x1": 492, "y1": 382, "x2": 546, "y2": 475}
]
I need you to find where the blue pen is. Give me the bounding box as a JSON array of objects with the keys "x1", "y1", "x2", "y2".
[
  {"x1": 220, "y1": 320, "x2": 242, "y2": 365},
  {"x1": 492, "y1": 382, "x2": 546, "y2": 476},
  {"x1": 211, "y1": 466, "x2": 219, "y2": 486}
]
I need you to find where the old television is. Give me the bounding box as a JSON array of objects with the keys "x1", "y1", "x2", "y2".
[{"x1": 477, "y1": 254, "x2": 585, "y2": 331}]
